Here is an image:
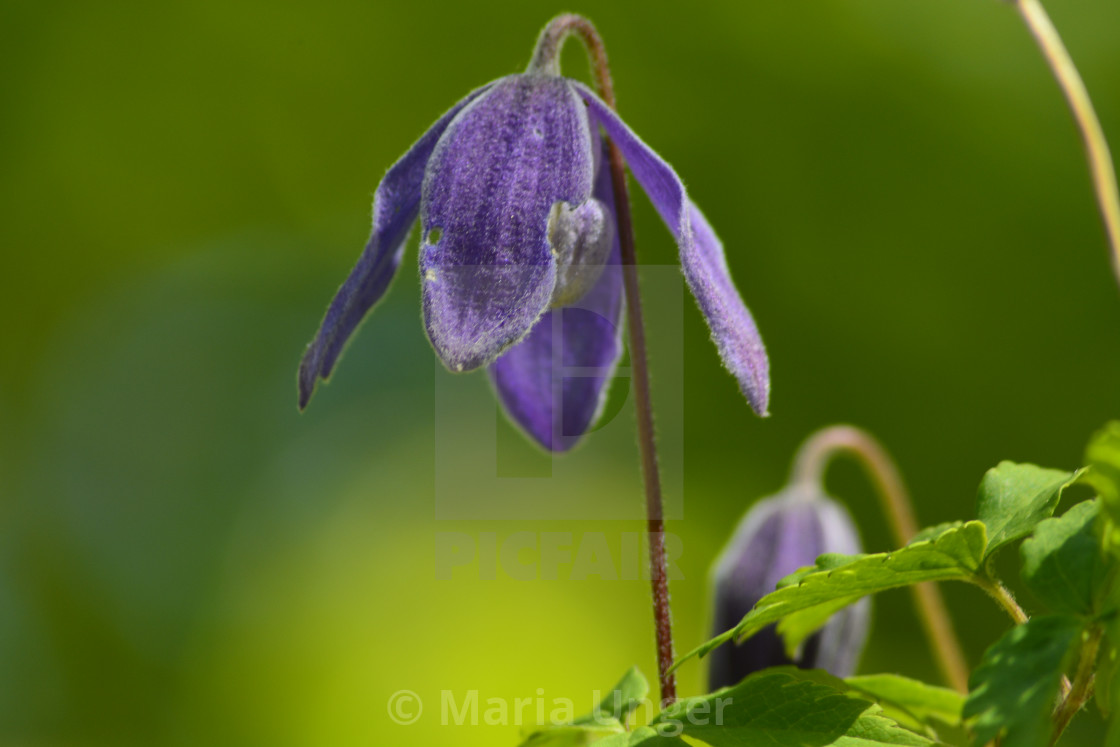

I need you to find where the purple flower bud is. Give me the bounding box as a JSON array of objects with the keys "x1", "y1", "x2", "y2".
[{"x1": 708, "y1": 486, "x2": 869, "y2": 691}]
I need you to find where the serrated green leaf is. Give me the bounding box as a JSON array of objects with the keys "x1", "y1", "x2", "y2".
[
  {"x1": 1085, "y1": 422, "x2": 1120, "y2": 526},
  {"x1": 755, "y1": 668, "x2": 965, "y2": 744},
  {"x1": 640, "y1": 669, "x2": 932, "y2": 746},
  {"x1": 672, "y1": 522, "x2": 986, "y2": 670},
  {"x1": 845, "y1": 674, "x2": 964, "y2": 729},
  {"x1": 776, "y1": 595, "x2": 864, "y2": 658},
  {"x1": 1021, "y1": 499, "x2": 1114, "y2": 616},
  {"x1": 977, "y1": 461, "x2": 1080, "y2": 561},
  {"x1": 909, "y1": 521, "x2": 966, "y2": 545},
  {"x1": 963, "y1": 615, "x2": 1083, "y2": 747}
]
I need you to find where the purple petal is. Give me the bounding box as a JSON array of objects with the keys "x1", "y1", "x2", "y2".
[
  {"x1": 574, "y1": 83, "x2": 770, "y2": 416},
  {"x1": 488, "y1": 142, "x2": 625, "y2": 452},
  {"x1": 298, "y1": 81, "x2": 495, "y2": 409},
  {"x1": 420, "y1": 75, "x2": 596, "y2": 371}
]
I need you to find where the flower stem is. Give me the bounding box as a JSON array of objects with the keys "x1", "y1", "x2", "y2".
[
  {"x1": 1013, "y1": 0, "x2": 1120, "y2": 289},
  {"x1": 532, "y1": 14, "x2": 677, "y2": 706},
  {"x1": 1050, "y1": 625, "x2": 1102, "y2": 745},
  {"x1": 972, "y1": 575, "x2": 1074, "y2": 699},
  {"x1": 792, "y1": 426, "x2": 970, "y2": 694},
  {"x1": 974, "y1": 577, "x2": 1029, "y2": 626}
]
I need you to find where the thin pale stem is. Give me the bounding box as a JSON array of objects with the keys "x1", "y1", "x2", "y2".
[
  {"x1": 1014, "y1": 0, "x2": 1120, "y2": 289},
  {"x1": 793, "y1": 426, "x2": 970, "y2": 694},
  {"x1": 1050, "y1": 625, "x2": 1101, "y2": 745},
  {"x1": 975, "y1": 577, "x2": 1029, "y2": 625},
  {"x1": 531, "y1": 14, "x2": 676, "y2": 706},
  {"x1": 974, "y1": 575, "x2": 1072, "y2": 699}
]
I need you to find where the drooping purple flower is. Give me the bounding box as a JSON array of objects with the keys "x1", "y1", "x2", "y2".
[
  {"x1": 707, "y1": 485, "x2": 869, "y2": 690},
  {"x1": 298, "y1": 23, "x2": 770, "y2": 451}
]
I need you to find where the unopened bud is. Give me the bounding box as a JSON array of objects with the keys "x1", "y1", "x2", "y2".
[{"x1": 708, "y1": 485, "x2": 870, "y2": 691}]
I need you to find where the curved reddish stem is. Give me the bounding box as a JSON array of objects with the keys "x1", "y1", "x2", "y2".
[{"x1": 531, "y1": 14, "x2": 676, "y2": 705}]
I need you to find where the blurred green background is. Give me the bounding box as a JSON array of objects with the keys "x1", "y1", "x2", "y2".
[{"x1": 3, "y1": 0, "x2": 1119, "y2": 744}]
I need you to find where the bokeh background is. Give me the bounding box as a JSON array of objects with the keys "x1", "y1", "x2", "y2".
[{"x1": 3, "y1": 0, "x2": 1120, "y2": 744}]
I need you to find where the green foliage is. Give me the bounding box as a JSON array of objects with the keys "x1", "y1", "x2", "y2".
[
  {"x1": 963, "y1": 615, "x2": 1083, "y2": 747},
  {"x1": 1097, "y1": 614, "x2": 1120, "y2": 719},
  {"x1": 1021, "y1": 499, "x2": 1115, "y2": 616},
  {"x1": 518, "y1": 669, "x2": 650, "y2": 746},
  {"x1": 976, "y1": 462, "x2": 1081, "y2": 562},
  {"x1": 580, "y1": 667, "x2": 649, "y2": 726},
  {"x1": 909, "y1": 521, "x2": 967, "y2": 544},
  {"x1": 606, "y1": 670, "x2": 932, "y2": 746},
  {"x1": 761, "y1": 669, "x2": 965, "y2": 744},
  {"x1": 521, "y1": 724, "x2": 625, "y2": 746},
  {"x1": 1086, "y1": 422, "x2": 1120, "y2": 507},
  {"x1": 1085, "y1": 423, "x2": 1120, "y2": 554},
  {"x1": 845, "y1": 674, "x2": 964, "y2": 736},
  {"x1": 673, "y1": 522, "x2": 986, "y2": 668},
  {"x1": 635, "y1": 428, "x2": 1120, "y2": 747}
]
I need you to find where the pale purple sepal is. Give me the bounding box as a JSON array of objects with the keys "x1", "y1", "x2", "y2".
[
  {"x1": 488, "y1": 141, "x2": 625, "y2": 452},
  {"x1": 574, "y1": 83, "x2": 771, "y2": 416},
  {"x1": 297, "y1": 81, "x2": 495, "y2": 409},
  {"x1": 708, "y1": 486, "x2": 870, "y2": 690},
  {"x1": 420, "y1": 75, "x2": 596, "y2": 372}
]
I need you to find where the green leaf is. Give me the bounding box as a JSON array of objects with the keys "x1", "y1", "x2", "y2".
[
  {"x1": 976, "y1": 461, "x2": 1080, "y2": 561},
  {"x1": 845, "y1": 674, "x2": 964, "y2": 731},
  {"x1": 613, "y1": 727, "x2": 664, "y2": 746},
  {"x1": 575, "y1": 667, "x2": 649, "y2": 726},
  {"x1": 760, "y1": 669, "x2": 965, "y2": 744},
  {"x1": 519, "y1": 723, "x2": 625, "y2": 746},
  {"x1": 1097, "y1": 615, "x2": 1120, "y2": 718},
  {"x1": 518, "y1": 668, "x2": 649, "y2": 747},
  {"x1": 1021, "y1": 499, "x2": 1114, "y2": 616},
  {"x1": 1082, "y1": 428, "x2": 1120, "y2": 742},
  {"x1": 910, "y1": 521, "x2": 966, "y2": 544},
  {"x1": 640, "y1": 669, "x2": 933, "y2": 746},
  {"x1": 672, "y1": 522, "x2": 987, "y2": 670},
  {"x1": 1085, "y1": 422, "x2": 1120, "y2": 529},
  {"x1": 963, "y1": 615, "x2": 1083, "y2": 747}
]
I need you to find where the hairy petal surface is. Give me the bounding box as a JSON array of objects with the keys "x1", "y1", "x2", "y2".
[
  {"x1": 297, "y1": 81, "x2": 495, "y2": 409},
  {"x1": 488, "y1": 142, "x2": 624, "y2": 452},
  {"x1": 576, "y1": 83, "x2": 770, "y2": 415},
  {"x1": 421, "y1": 75, "x2": 595, "y2": 372}
]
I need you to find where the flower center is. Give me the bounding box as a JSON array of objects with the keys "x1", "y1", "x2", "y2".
[{"x1": 547, "y1": 198, "x2": 613, "y2": 308}]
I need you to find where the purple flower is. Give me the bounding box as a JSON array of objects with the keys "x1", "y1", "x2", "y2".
[
  {"x1": 298, "y1": 31, "x2": 769, "y2": 451},
  {"x1": 708, "y1": 486, "x2": 869, "y2": 690}
]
